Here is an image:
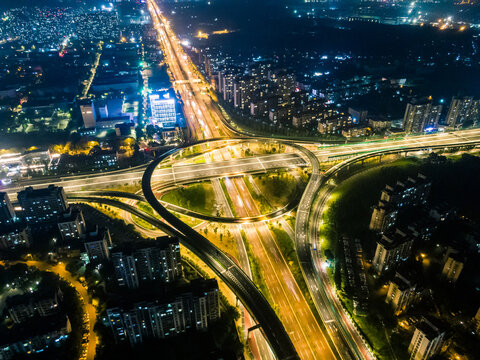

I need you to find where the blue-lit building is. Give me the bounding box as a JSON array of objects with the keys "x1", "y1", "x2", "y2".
[
  {"x1": 0, "y1": 225, "x2": 32, "y2": 251},
  {"x1": 0, "y1": 315, "x2": 71, "y2": 360},
  {"x1": 0, "y1": 192, "x2": 15, "y2": 227},
  {"x1": 80, "y1": 97, "x2": 139, "y2": 131},
  {"x1": 149, "y1": 91, "x2": 177, "y2": 128},
  {"x1": 0, "y1": 285, "x2": 70, "y2": 360},
  {"x1": 83, "y1": 227, "x2": 112, "y2": 263}
]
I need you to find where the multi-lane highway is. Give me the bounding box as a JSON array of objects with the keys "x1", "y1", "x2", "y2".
[
  {"x1": 207, "y1": 143, "x2": 337, "y2": 359},
  {"x1": 6, "y1": 129, "x2": 480, "y2": 198},
  {"x1": 202, "y1": 151, "x2": 275, "y2": 360},
  {"x1": 5, "y1": 0, "x2": 480, "y2": 357},
  {"x1": 295, "y1": 140, "x2": 480, "y2": 360},
  {"x1": 295, "y1": 142, "x2": 373, "y2": 360},
  {"x1": 148, "y1": 0, "x2": 232, "y2": 141},
  {"x1": 310, "y1": 128, "x2": 480, "y2": 161},
  {"x1": 4, "y1": 132, "x2": 480, "y2": 360},
  {"x1": 5, "y1": 129, "x2": 480, "y2": 360},
  {"x1": 3, "y1": 152, "x2": 306, "y2": 199},
  {"x1": 141, "y1": 152, "x2": 300, "y2": 360}
]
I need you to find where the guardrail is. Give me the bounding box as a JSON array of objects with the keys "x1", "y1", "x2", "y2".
[
  {"x1": 142, "y1": 148, "x2": 299, "y2": 360},
  {"x1": 70, "y1": 185, "x2": 300, "y2": 224},
  {"x1": 295, "y1": 140, "x2": 480, "y2": 360}
]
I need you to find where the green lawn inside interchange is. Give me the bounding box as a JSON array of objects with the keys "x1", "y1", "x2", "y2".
[
  {"x1": 252, "y1": 171, "x2": 299, "y2": 209},
  {"x1": 131, "y1": 214, "x2": 157, "y2": 231},
  {"x1": 161, "y1": 182, "x2": 216, "y2": 216},
  {"x1": 219, "y1": 178, "x2": 237, "y2": 217},
  {"x1": 243, "y1": 177, "x2": 273, "y2": 214}
]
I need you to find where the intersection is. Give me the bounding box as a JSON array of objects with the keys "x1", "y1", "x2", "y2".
[{"x1": 3, "y1": 0, "x2": 480, "y2": 358}]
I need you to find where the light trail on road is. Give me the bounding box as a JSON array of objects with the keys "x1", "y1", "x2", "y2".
[{"x1": 6, "y1": 0, "x2": 480, "y2": 357}]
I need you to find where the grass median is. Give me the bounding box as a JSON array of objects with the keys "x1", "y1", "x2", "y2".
[
  {"x1": 161, "y1": 181, "x2": 216, "y2": 216},
  {"x1": 219, "y1": 178, "x2": 237, "y2": 217},
  {"x1": 240, "y1": 230, "x2": 274, "y2": 308},
  {"x1": 252, "y1": 171, "x2": 299, "y2": 209}
]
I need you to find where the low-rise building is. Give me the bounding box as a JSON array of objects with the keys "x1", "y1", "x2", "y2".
[
  {"x1": 368, "y1": 116, "x2": 392, "y2": 131},
  {"x1": 92, "y1": 150, "x2": 118, "y2": 169},
  {"x1": 342, "y1": 126, "x2": 370, "y2": 138},
  {"x1": 115, "y1": 122, "x2": 135, "y2": 137},
  {"x1": 0, "y1": 225, "x2": 32, "y2": 251},
  {"x1": 317, "y1": 114, "x2": 352, "y2": 135},
  {"x1": 161, "y1": 128, "x2": 181, "y2": 142}
]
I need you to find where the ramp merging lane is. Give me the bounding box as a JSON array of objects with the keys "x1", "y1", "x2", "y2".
[
  {"x1": 69, "y1": 187, "x2": 301, "y2": 224},
  {"x1": 295, "y1": 140, "x2": 480, "y2": 360},
  {"x1": 6, "y1": 131, "x2": 480, "y2": 360},
  {"x1": 141, "y1": 149, "x2": 300, "y2": 360}
]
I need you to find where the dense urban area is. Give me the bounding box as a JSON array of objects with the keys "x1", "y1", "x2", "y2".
[{"x1": 1, "y1": 1, "x2": 480, "y2": 360}]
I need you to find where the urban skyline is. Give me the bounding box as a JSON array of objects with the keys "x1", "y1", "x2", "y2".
[{"x1": 1, "y1": 1, "x2": 480, "y2": 360}]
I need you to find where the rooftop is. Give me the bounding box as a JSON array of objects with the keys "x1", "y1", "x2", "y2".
[
  {"x1": 0, "y1": 313, "x2": 69, "y2": 345},
  {"x1": 415, "y1": 317, "x2": 445, "y2": 341},
  {"x1": 17, "y1": 185, "x2": 64, "y2": 198},
  {"x1": 379, "y1": 228, "x2": 416, "y2": 249}
]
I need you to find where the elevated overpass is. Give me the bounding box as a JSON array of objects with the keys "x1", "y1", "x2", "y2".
[{"x1": 295, "y1": 140, "x2": 480, "y2": 360}]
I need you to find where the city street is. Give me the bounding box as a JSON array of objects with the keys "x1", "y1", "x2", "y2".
[
  {"x1": 3, "y1": 1, "x2": 480, "y2": 359},
  {"x1": 0, "y1": 261, "x2": 97, "y2": 360}
]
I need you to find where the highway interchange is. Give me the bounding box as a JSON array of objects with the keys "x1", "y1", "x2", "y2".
[
  {"x1": 24, "y1": 133, "x2": 477, "y2": 360},
  {"x1": 5, "y1": 129, "x2": 480, "y2": 198},
  {"x1": 4, "y1": 0, "x2": 480, "y2": 357}
]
